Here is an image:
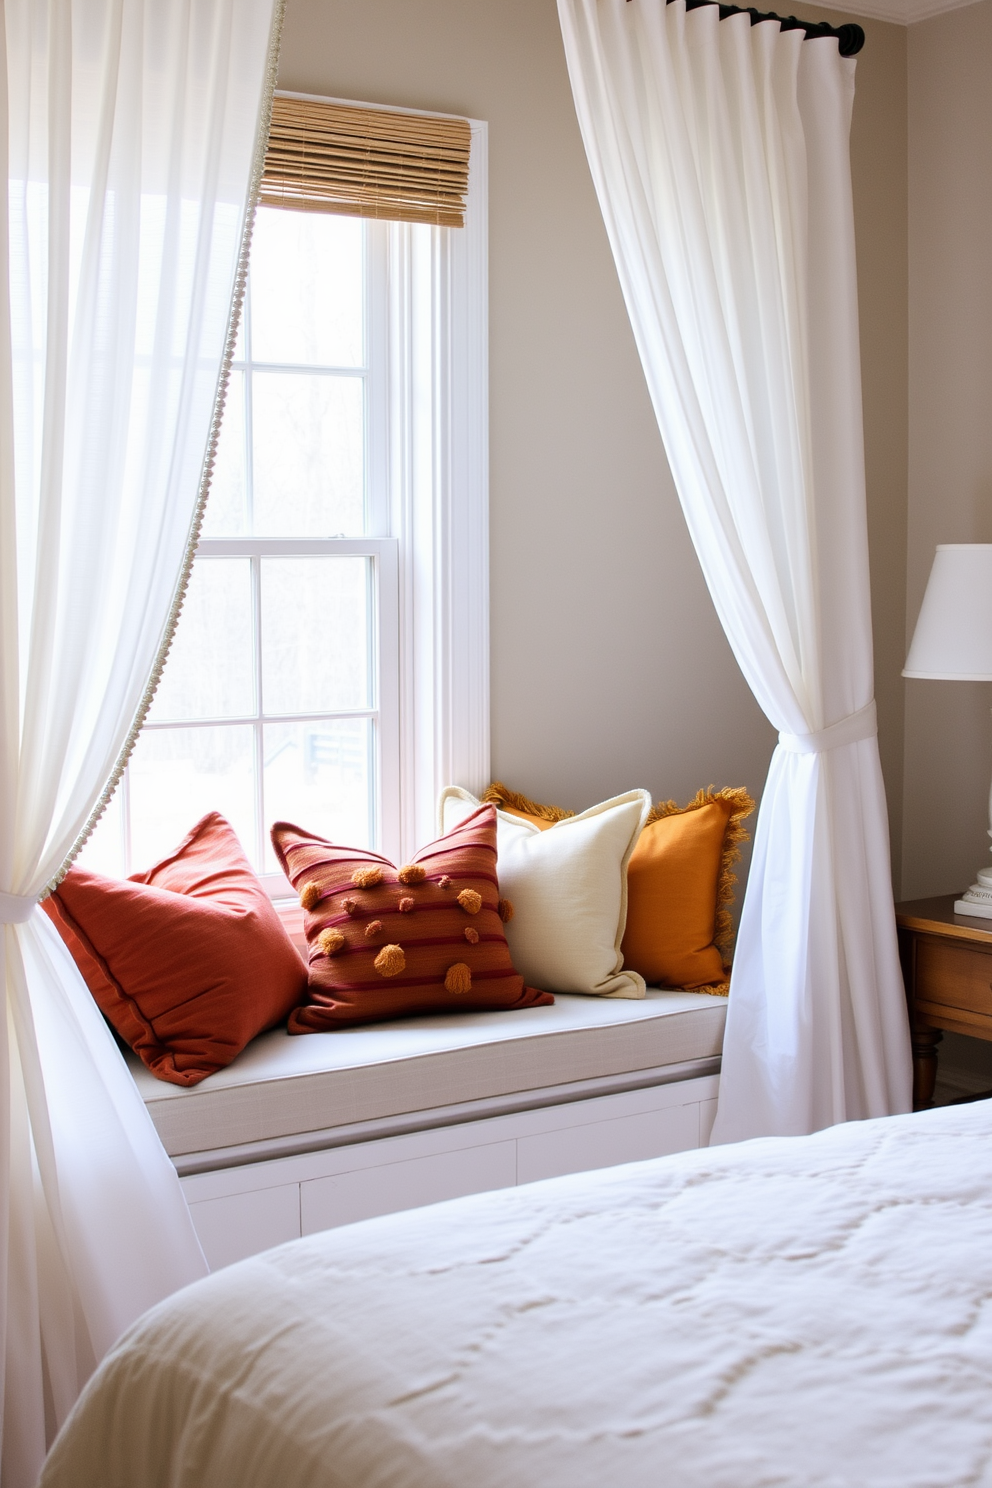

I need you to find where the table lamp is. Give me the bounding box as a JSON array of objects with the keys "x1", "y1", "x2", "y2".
[{"x1": 903, "y1": 543, "x2": 992, "y2": 917}]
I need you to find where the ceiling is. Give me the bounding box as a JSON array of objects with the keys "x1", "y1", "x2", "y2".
[{"x1": 826, "y1": 0, "x2": 982, "y2": 24}]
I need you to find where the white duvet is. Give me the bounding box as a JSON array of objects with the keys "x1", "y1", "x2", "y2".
[{"x1": 41, "y1": 1100, "x2": 992, "y2": 1488}]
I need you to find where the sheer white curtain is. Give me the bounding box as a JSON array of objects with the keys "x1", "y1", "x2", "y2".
[
  {"x1": 0, "y1": 2, "x2": 281, "y2": 1482},
  {"x1": 558, "y1": 0, "x2": 912, "y2": 1142}
]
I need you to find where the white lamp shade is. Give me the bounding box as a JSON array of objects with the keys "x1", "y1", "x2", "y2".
[{"x1": 903, "y1": 544, "x2": 992, "y2": 680}]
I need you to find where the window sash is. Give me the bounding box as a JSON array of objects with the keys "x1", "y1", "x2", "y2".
[{"x1": 157, "y1": 535, "x2": 399, "y2": 897}]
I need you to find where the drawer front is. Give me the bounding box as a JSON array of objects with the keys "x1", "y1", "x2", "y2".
[
  {"x1": 186, "y1": 1185, "x2": 302, "y2": 1271},
  {"x1": 915, "y1": 937, "x2": 992, "y2": 1021},
  {"x1": 300, "y1": 1141, "x2": 518, "y2": 1234},
  {"x1": 517, "y1": 1102, "x2": 698, "y2": 1186}
]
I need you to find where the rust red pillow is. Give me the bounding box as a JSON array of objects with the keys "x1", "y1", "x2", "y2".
[
  {"x1": 271, "y1": 803, "x2": 553, "y2": 1031},
  {"x1": 43, "y1": 813, "x2": 307, "y2": 1087}
]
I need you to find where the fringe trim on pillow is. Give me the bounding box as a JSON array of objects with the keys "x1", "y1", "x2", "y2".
[
  {"x1": 482, "y1": 782, "x2": 575, "y2": 824},
  {"x1": 645, "y1": 786, "x2": 755, "y2": 976},
  {"x1": 483, "y1": 780, "x2": 754, "y2": 999}
]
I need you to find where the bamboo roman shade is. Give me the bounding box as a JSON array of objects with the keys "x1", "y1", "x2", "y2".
[{"x1": 260, "y1": 96, "x2": 472, "y2": 228}]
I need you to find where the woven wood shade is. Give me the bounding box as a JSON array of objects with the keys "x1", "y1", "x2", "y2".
[{"x1": 260, "y1": 96, "x2": 471, "y2": 228}]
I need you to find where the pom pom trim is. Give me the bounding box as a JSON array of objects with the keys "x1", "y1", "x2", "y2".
[
  {"x1": 444, "y1": 962, "x2": 472, "y2": 994},
  {"x1": 374, "y1": 944, "x2": 406, "y2": 978}
]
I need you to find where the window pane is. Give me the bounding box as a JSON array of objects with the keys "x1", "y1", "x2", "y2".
[
  {"x1": 128, "y1": 726, "x2": 257, "y2": 872},
  {"x1": 148, "y1": 559, "x2": 255, "y2": 723},
  {"x1": 263, "y1": 717, "x2": 372, "y2": 869},
  {"x1": 261, "y1": 556, "x2": 370, "y2": 716},
  {"x1": 201, "y1": 370, "x2": 247, "y2": 537},
  {"x1": 251, "y1": 372, "x2": 364, "y2": 536},
  {"x1": 250, "y1": 209, "x2": 363, "y2": 368},
  {"x1": 74, "y1": 787, "x2": 125, "y2": 878}
]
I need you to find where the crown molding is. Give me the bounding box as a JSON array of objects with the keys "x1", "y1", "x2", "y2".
[{"x1": 819, "y1": 0, "x2": 983, "y2": 24}]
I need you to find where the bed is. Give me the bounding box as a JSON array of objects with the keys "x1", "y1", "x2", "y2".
[{"x1": 40, "y1": 1098, "x2": 992, "y2": 1488}]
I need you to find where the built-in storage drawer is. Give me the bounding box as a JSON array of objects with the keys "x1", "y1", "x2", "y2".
[
  {"x1": 300, "y1": 1141, "x2": 519, "y2": 1233},
  {"x1": 182, "y1": 1073, "x2": 719, "y2": 1271}
]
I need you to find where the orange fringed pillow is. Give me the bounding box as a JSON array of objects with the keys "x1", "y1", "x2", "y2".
[
  {"x1": 483, "y1": 782, "x2": 755, "y2": 994},
  {"x1": 271, "y1": 803, "x2": 553, "y2": 1032},
  {"x1": 481, "y1": 783, "x2": 576, "y2": 832}
]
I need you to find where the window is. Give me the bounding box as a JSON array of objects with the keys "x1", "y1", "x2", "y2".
[{"x1": 80, "y1": 98, "x2": 488, "y2": 890}]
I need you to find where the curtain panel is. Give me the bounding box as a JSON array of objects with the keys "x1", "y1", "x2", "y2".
[
  {"x1": 557, "y1": 0, "x2": 911, "y2": 1141},
  {"x1": 0, "y1": 2, "x2": 281, "y2": 1482}
]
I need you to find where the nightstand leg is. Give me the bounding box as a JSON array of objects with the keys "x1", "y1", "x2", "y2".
[{"x1": 912, "y1": 1027, "x2": 942, "y2": 1111}]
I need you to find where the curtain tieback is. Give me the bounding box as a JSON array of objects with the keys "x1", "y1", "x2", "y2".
[
  {"x1": 778, "y1": 699, "x2": 877, "y2": 755},
  {"x1": 0, "y1": 891, "x2": 38, "y2": 924}
]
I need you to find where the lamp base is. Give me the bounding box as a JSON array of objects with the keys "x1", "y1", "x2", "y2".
[
  {"x1": 955, "y1": 873, "x2": 992, "y2": 919},
  {"x1": 952, "y1": 737, "x2": 992, "y2": 919},
  {"x1": 954, "y1": 897, "x2": 992, "y2": 919}
]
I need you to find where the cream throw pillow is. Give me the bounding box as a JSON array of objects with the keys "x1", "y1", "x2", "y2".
[{"x1": 439, "y1": 786, "x2": 650, "y2": 999}]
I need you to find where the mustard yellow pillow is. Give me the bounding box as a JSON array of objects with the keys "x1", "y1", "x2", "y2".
[
  {"x1": 483, "y1": 783, "x2": 755, "y2": 994},
  {"x1": 482, "y1": 783, "x2": 573, "y2": 832}
]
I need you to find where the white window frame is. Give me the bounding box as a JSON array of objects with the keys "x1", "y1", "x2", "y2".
[
  {"x1": 272, "y1": 93, "x2": 490, "y2": 866},
  {"x1": 98, "y1": 99, "x2": 488, "y2": 887}
]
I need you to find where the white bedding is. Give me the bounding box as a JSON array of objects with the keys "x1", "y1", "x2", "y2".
[{"x1": 41, "y1": 1100, "x2": 992, "y2": 1488}]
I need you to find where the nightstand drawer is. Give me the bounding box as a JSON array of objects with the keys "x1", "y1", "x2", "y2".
[
  {"x1": 896, "y1": 895, "x2": 992, "y2": 1109},
  {"x1": 915, "y1": 938, "x2": 992, "y2": 1023}
]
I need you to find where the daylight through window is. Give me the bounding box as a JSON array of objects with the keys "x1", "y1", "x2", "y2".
[
  {"x1": 82, "y1": 207, "x2": 399, "y2": 886},
  {"x1": 80, "y1": 97, "x2": 487, "y2": 886}
]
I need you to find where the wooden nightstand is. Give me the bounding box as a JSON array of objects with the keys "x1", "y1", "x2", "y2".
[{"x1": 896, "y1": 895, "x2": 992, "y2": 1109}]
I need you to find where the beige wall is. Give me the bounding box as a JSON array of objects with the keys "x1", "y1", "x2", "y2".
[
  {"x1": 807, "y1": 1, "x2": 909, "y2": 881},
  {"x1": 847, "y1": 12, "x2": 909, "y2": 886},
  {"x1": 278, "y1": 1, "x2": 908, "y2": 890},
  {"x1": 901, "y1": 0, "x2": 992, "y2": 900}
]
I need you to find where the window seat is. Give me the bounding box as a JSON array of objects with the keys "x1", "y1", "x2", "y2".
[{"x1": 130, "y1": 989, "x2": 726, "y2": 1270}]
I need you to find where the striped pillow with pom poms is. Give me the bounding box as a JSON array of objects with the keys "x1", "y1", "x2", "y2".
[{"x1": 271, "y1": 803, "x2": 552, "y2": 1031}]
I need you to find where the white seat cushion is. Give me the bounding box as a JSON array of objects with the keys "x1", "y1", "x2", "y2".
[{"x1": 131, "y1": 990, "x2": 726, "y2": 1161}]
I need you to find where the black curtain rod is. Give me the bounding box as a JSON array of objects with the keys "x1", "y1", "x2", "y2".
[{"x1": 627, "y1": 0, "x2": 865, "y2": 56}]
